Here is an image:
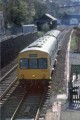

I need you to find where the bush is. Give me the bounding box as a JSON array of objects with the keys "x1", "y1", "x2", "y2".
[
  {"x1": 37, "y1": 31, "x2": 44, "y2": 37},
  {"x1": 41, "y1": 23, "x2": 50, "y2": 32}
]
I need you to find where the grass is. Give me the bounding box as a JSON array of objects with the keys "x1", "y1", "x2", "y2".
[
  {"x1": 70, "y1": 36, "x2": 77, "y2": 51},
  {"x1": 70, "y1": 27, "x2": 80, "y2": 52}
]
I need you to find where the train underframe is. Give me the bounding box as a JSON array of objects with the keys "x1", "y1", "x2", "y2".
[{"x1": 19, "y1": 79, "x2": 50, "y2": 88}]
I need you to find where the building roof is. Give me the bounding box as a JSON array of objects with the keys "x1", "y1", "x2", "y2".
[
  {"x1": 45, "y1": 14, "x2": 57, "y2": 21},
  {"x1": 36, "y1": 13, "x2": 57, "y2": 23}
]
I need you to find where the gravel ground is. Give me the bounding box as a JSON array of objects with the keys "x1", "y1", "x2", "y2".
[{"x1": 51, "y1": 30, "x2": 70, "y2": 94}]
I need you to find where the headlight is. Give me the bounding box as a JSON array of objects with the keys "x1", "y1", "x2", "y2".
[{"x1": 32, "y1": 75, "x2": 35, "y2": 78}]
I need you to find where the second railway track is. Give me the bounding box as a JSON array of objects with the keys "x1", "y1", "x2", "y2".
[{"x1": 0, "y1": 64, "x2": 19, "y2": 106}]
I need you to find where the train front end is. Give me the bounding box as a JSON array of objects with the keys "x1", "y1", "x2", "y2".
[{"x1": 18, "y1": 50, "x2": 51, "y2": 84}]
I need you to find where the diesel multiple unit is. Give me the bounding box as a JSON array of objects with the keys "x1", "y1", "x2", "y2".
[{"x1": 18, "y1": 30, "x2": 61, "y2": 84}]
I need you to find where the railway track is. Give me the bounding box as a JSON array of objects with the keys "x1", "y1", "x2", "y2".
[
  {"x1": 12, "y1": 87, "x2": 46, "y2": 120},
  {"x1": 14, "y1": 85, "x2": 52, "y2": 120},
  {"x1": 0, "y1": 64, "x2": 17, "y2": 82},
  {"x1": 0, "y1": 64, "x2": 19, "y2": 105},
  {"x1": 1, "y1": 84, "x2": 51, "y2": 120},
  {"x1": 1, "y1": 83, "x2": 26, "y2": 120},
  {"x1": 0, "y1": 77, "x2": 19, "y2": 105}
]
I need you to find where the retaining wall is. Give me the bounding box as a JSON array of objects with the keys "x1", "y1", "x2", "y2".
[{"x1": 1, "y1": 32, "x2": 38, "y2": 68}]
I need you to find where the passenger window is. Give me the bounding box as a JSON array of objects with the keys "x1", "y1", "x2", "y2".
[
  {"x1": 38, "y1": 58, "x2": 47, "y2": 69},
  {"x1": 20, "y1": 59, "x2": 28, "y2": 68},
  {"x1": 29, "y1": 58, "x2": 37, "y2": 69}
]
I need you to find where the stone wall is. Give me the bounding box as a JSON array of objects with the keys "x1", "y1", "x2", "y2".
[{"x1": 1, "y1": 32, "x2": 38, "y2": 68}]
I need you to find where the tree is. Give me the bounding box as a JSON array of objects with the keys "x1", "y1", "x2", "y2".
[
  {"x1": 0, "y1": 0, "x2": 3, "y2": 11},
  {"x1": 1, "y1": 0, "x2": 48, "y2": 28},
  {"x1": 9, "y1": 1, "x2": 28, "y2": 26},
  {"x1": 24, "y1": 0, "x2": 36, "y2": 24},
  {"x1": 23, "y1": 0, "x2": 47, "y2": 23},
  {"x1": 34, "y1": 0, "x2": 47, "y2": 20}
]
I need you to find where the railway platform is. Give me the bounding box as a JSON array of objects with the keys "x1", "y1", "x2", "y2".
[
  {"x1": 60, "y1": 96, "x2": 80, "y2": 120},
  {"x1": 45, "y1": 93, "x2": 80, "y2": 120},
  {"x1": 61, "y1": 100, "x2": 80, "y2": 120},
  {"x1": 61, "y1": 107, "x2": 80, "y2": 120},
  {"x1": 45, "y1": 101, "x2": 61, "y2": 120},
  {"x1": 45, "y1": 94, "x2": 66, "y2": 120}
]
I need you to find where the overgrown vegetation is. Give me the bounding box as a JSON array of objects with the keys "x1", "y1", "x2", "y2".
[
  {"x1": 71, "y1": 27, "x2": 80, "y2": 52},
  {"x1": 0, "y1": 0, "x2": 47, "y2": 28},
  {"x1": 37, "y1": 31, "x2": 45, "y2": 38},
  {"x1": 41, "y1": 23, "x2": 50, "y2": 32},
  {"x1": 70, "y1": 37, "x2": 77, "y2": 51}
]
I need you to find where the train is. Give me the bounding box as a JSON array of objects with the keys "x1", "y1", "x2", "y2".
[{"x1": 17, "y1": 30, "x2": 61, "y2": 85}]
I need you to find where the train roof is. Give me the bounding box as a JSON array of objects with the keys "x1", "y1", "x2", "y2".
[
  {"x1": 20, "y1": 35, "x2": 57, "y2": 55},
  {"x1": 44, "y1": 30, "x2": 60, "y2": 38}
]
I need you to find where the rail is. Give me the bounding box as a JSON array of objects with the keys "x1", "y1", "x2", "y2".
[
  {"x1": 10, "y1": 92, "x2": 26, "y2": 120},
  {"x1": 0, "y1": 77, "x2": 18, "y2": 103},
  {"x1": 35, "y1": 88, "x2": 47, "y2": 120},
  {"x1": 0, "y1": 64, "x2": 18, "y2": 83}
]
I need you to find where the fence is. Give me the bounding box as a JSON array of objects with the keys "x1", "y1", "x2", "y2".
[{"x1": 69, "y1": 84, "x2": 80, "y2": 104}]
